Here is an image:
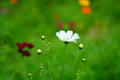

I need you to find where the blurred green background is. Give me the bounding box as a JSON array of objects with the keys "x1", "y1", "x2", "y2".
[{"x1": 0, "y1": 0, "x2": 120, "y2": 80}]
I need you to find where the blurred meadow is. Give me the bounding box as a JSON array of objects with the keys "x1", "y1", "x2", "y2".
[{"x1": 0, "y1": 0, "x2": 120, "y2": 80}]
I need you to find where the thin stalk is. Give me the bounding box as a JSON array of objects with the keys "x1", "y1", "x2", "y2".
[
  {"x1": 76, "y1": 62, "x2": 85, "y2": 80},
  {"x1": 39, "y1": 55, "x2": 41, "y2": 80},
  {"x1": 40, "y1": 69, "x2": 42, "y2": 77},
  {"x1": 72, "y1": 49, "x2": 80, "y2": 69},
  {"x1": 28, "y1": 76, "x2": 32, "y2": 80},
  {"x1": 60, "y1": 43, "x2": 67, "y2": 80},
  {"x1": 47, "y1": 51, "x2": 53, "y2": 80}
]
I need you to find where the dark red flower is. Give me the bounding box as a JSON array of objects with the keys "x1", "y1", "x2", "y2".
[
  {"x1": 17, "y1": 42, "x2": 34, "y2": 49},
  {"x1": 16, "y1": 42, "x2": 34, "y2": 56},
  {"x1": 68, "y1": 22, "x2": 75, "y2": 29},
  {"x1": 57, "y1": 22, "x2": 64, "y2": 29},
  {"x1": 18, "y1": 49, "x2": 31, "y2": 56}
]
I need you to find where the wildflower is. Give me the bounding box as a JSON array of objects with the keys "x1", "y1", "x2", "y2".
[
  {"x1": 81, "y1": 7, "x2": 91, "y2": 14},
  {"x1": 10, "y1": 0, "x2": 17, "y2": 5},
  {"x1": 78, "y1": 0, "x2": 90, "y2": 6},
  {"x1": 68, "y1": 22, "x2": 75, "y2": 30},
  {"x1": 56, "y1": 30, "x2": 80, "y2": 43},
  {"x1": 57, "y1": 22, "x2": 64, "y2": 29},
  {"x1": 16, "y1": 42, "x2": 34, "y2": 56},
  {"x1": 79, "y1": 43, "x2": 83, "y2": 49},
  {"x1": 18, "y1": 49, "x2": 31, "y2": 56},
  {"x1": 17, "y1": 42, "x2": 34, "y2": 49}
]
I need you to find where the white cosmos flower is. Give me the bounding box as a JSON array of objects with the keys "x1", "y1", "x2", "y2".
[{"x1": 56, "y1": 30, "x2": 80, "y2": 43}]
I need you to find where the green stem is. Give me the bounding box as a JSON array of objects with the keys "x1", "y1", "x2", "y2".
[
  {"x1": 39, "y1": 55, "x2": 41, "y2": 80},
  {"x1": 28, "y1": 76, "x2": 32, "y2": 80},
  {"x1": 47, "y1": 52, "x2": 52, "y2": 80},
  {"x1": 60, "y1": 43, "x2": 67, "y2": 80},
  {"x1": 72, "y1": 49, "x2": 80, "y2": 69},
  {"x1": 76, "y1": 62, "x2": 85, "y2": 80},
  {"x1": 40, "y1": 69, "x2": 42, "y2": 77}
]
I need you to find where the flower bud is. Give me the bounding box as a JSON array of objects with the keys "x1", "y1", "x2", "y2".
[
  {"x1": 37, "y1": 49, "x2": 42, "y2": 55},
  {"x1": 48, "y1": 42, "x2": 51, "y2": 45},
  {"x1": 27, "y1": 73, "x2": 32, "y2": 77},
  {"x1": 41, "y1": 35, "x2": 45, "y2": 40},
  {"x1": 82, "y1": 58, "x2": 86, "y2": 62},
  {"x1": 79, "y1": 43, "x2": 83, "y2": 49},
  {"x1": 40, "y1": 65, "x2": 44, "y2": 69},
  {"x1": 40, "y1": 63, "x2": 44, "y2": 66}
]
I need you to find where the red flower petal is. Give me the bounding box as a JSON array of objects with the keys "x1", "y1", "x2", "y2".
[
  {"x1": 27, "y1": 44, "x2": 34, "y2": 49},
  {"x1": 57, "y1": 22, "x2": 64, "y2": 29},
  {"x1": 17, "y1": 42, "x2": 34, "y2": 57},
  {"x1": 22, "y1": 50, "x2": 31, "y2": 56},
  {"x1": 68, "y1": 22, "x2": 75, "y2": 28}
]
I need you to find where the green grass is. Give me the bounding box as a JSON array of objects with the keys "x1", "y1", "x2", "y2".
[{"x1": 0, "y1": 0, "x2": 120, "y2": 80}]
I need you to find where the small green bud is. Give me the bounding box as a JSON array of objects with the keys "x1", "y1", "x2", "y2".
[
  {"x1": 40, "y1": 65, "x2": 44, "y2": 69},
  {"x1": 79, "y1": 43, "x2": 83, "y2": 49},
  {"x1": 82, "y1": 58, "x2": 86, "y2": 62},
  {"x1": 37, "y1": 49, "x2": 42, "y2": 55},
  {"x1": 40, "y1": 63, "x2": 44, "y2": 66},
  {"x1": 48, "y1": 42, "x2": 51, "y2": 45},
  {"x1": 41, "y1": 35, "x2": 45, "y2": 40},
  {"x1": 27, "y1": 73, "x2": 32, "y2": 77}
]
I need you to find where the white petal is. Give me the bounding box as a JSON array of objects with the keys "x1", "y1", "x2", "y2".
[
  {"x1": 56, "y1": 32, "x2": 65, "y2": 41},
  {"x1": 56, "y1": 32, "x2": 60, "y2": 38},
  {"x1": 56, "y1": 31, "x2": 68, "y2": 41},
  {"x1": 59, "y1": 30, "x2": 66, "y2": 36},
  {"x1": 66, "y1": 30, "x2": 73, "y2": 39},
  {"x1": 60, "y1": 30, "x2": 67, "y2": 39},
  {"x1": 68, "y1": 33, "x2": 80, "y2": 42}
]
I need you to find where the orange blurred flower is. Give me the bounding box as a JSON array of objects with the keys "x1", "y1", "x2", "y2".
[
  {"x1": 78, "y1": 0, "x2": 90, "y2": 6},
  {"x1": 81, "y1": 7, "x2": 91, "y2": 14},
  {"x1": 10, "y1": 0, "x2": 17, "y2": 5}
]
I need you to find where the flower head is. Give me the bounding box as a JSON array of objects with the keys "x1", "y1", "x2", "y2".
[
  {"x1": 57, "y1": 22, "x2": 64, "y2": 29},
  {"x1": 81, "y1": 7, "x2": 91, "y2": 14},
  {"x1": 16, "y1": 42, "x2": 34, "y2": 56},
  {"x1": 78, "y1": 0, "x2": 90, "y2": 6},
  {"x1": 68, "y1": 21, "x2": 75, "y2": 30},
  {"x1": 10, "y1": 0, "x2": 17, "y2": 5},
  {"x1": 56, "y1": 30, "x2": 80, "y2": 43}
]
